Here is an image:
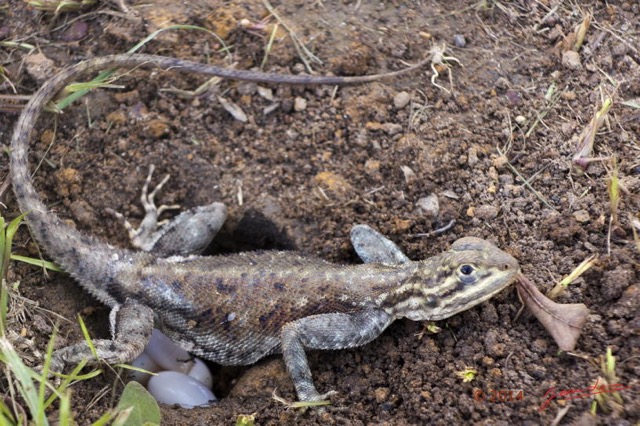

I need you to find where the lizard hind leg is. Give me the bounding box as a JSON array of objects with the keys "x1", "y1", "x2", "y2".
[
  {"x1": 280, "y1": 309, "x2": 394, "y2": 402},
  {"x1": 48, "y1": 298, "x2": 154, "y2": 374},
  {"x1": 109, "y1": 165, "x2": 227, "y2": 257}
]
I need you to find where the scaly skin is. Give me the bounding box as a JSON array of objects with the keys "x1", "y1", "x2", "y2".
[{"x1": 10, "y1": 54, "x2": 520, "y2": 402}]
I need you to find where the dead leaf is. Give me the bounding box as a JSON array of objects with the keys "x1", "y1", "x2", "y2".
[{"x1": 515, "y1": 273, "x2": 589, "y2": 351}]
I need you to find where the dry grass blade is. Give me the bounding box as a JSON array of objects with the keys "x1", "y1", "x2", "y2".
[
  {"x1": 606, "y1": 156, "x2": 620, "y2": 226},
  {"x1": 516, "y1": 274, "x2": 589, "y2": 351},
  {"x1": 25, "y1": 0, "x2": 96, "y2": 13},
  {"x1": 555, "y1": 11, "x2": 592, "y2": 53},
  {"x1": 0, "y1": 95, "x2": 31, "y2": 114},
  {"x1": 549, "y1": 254, "x2": 597, "y2": 299},
  {"x1": 572, "y1": 95, "x2": 613, "y2": 173}
]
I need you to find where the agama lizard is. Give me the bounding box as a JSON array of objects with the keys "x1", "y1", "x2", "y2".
[{"x1": 10, "y1": 54, "x2": 520, "y2": 402}]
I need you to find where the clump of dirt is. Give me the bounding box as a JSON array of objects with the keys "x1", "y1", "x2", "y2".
[{"x1": 0, "y1": 1, "x2": 638, "y2": 424}]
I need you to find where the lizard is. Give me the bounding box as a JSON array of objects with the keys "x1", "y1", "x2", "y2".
[{"x1": 9, "y1": 53, "x2": 521, "y2": 402}]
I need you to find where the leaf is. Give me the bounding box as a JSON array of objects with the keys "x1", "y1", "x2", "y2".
[
  {"x1": 515, "y1": 274, "x2": 589, "y2": 351},
  {"x1": 114, "y1": 382, "x2": 161, "y2": 426}
]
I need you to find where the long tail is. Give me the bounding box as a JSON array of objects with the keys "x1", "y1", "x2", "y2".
[{"x1": 10, "y1": 53, "x2": 429, "y2": 305}]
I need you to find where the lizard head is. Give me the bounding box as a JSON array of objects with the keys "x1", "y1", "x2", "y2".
[{"x1": 386, "y1": 237, "x2": 520, "y2": 321}]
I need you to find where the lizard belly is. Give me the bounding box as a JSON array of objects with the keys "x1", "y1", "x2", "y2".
[{"x1": 159, "y1": 313, "x2": 282, "y2": 365}]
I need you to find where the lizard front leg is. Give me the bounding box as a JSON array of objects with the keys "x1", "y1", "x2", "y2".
[
  {"x1": 281, "y1": 309, "x2": 394, "y2": 401},
  {"x1": 350, "y1": 224, "x2": 409, "y2": 265},
  {"x1": 49, "y1": 298, "x2": 154, "y2": 373}
]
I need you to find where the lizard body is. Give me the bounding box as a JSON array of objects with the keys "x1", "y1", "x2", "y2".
[{"x1": 10, "y1": 54, "x2": 520, "y2": 402}]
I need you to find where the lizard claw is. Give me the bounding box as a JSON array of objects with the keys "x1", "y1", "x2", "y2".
[
  {"x1": 272, "y1": 389, "x2": 337, "y2": 407},
  {"x1": 109, "y1": 165, "x2": 181, "y2": 252}
]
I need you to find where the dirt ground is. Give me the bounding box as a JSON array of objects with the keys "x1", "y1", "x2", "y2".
[{"x1": 1, "y1": 0, "x2": 639, "y2": 424}]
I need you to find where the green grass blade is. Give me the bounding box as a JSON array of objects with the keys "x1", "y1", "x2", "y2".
[
  {"x1": 9, "y1": 254, "x2": 63, "y2": 272},
  {"x1": 0, "y1": 338, "x2": 49, "y2": 426},
  {"x1": 58, "y1": 391, "x2": 72, "y2": 426}
]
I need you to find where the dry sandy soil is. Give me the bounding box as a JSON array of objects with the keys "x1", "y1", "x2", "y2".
[{"x1": 1, "y1": 0, "x2": 639, "y2": 424}]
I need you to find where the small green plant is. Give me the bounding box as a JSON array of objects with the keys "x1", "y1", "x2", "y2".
[
  {"x1": 590, "y1": 347, "x2": 626, "y2": 415},
  {"x1": 455, "y1": 367, "x2": 477, "y2": 383}
]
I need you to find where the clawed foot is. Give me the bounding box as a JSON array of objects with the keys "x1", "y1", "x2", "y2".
[
  {"x1": 272, "y1": 389, "x2": 337, "y2": 408},
  {"x1": 108, "y1": 165, "x2": 181, "y2": 252}
]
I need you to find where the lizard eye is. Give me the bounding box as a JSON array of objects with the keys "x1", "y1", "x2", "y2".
[
  {"x1": 460, "y1": 264, "x2": 474, "y2": 275},
  {"x1": 457, "y1": 264, "x2": 477, "y2": 284}
]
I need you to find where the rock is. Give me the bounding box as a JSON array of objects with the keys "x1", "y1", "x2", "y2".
[
  {"x1": 453, "y1": 34, "x2": 466, "y2": 47},
  {"x1": 293, "y1": 97, "x2": 307, "y2": 112},
  {"x1": 416, "y1": 195, "x2": 440, "y2": 219},
  {"x1": 393, "y1": 91, "x2": 411, "y2": 109},
  {"x1": 475, "y1": 205, "x2": 499, "y2": 220},
  {"x1": 24, "y1": 53, "x2": 56, "y2": 83},
  {"x1": 401, "y1": 166, "x2": 416, "y2": 184},
  {"x1": 573, "y1": 209, "x2": 590, "y2": 223},
  {"x1": 562, "y1": 51, "x2": 582, "y2": 69},
  {"x1": 468, "y1": 146, "x2": 479, "y2": 167}
]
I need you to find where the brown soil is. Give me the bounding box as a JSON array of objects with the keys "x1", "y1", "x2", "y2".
[{"x1": 1, "y1": 1, "x2": 639, "y2": 425}]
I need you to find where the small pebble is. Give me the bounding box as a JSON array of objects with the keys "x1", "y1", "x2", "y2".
[
  {"x1": 611, "y1": 42, "x2": 627, "y2": 57},
  {"x1": 293, "y1": 96, "x2": 307, "y2": 112},
  {"x1": 562, "y1": 51, "x2": 582, "y2": 69},
  {"x1": 453, "y1": 34, "x2": 466, "y2": 47},
  {"x1": 401, "y1": 166, "x2": 416, "y2": 184},
  {"x1": 236, "y1": 81, "x2": 257, "y2": 96},
  {"x1": 475, "y1": 205, "x2": 499, "y2": 220},
  {"x1": 495, "y1": 77, "x2": 510, "y2": 90},
  {"x1": 147, "y1": 371, "x2": 217, "y2": 408},
  {"x1": 416, "y1": 195, "x2": 440, "y2": 219},
  {"x1": 24, "y1": 53, "x2": 56, "y2": 83},
  {"x1": 504, "y1": 90, "x2": 521, "y2": 105},
  {"x1": 515, "y1": 115, "x2": 526, "y2": 125},
  {"x1": 257, "y1": 86, "x2": 274, "y2": 101},
  {"x1": 374, "y1": 387, "x2": 391, "y2": 403},
  {"x1": 467, "y1": 146, "x2": 479, "y2": 167},
  {"x1": 573, "y1": 209, "x2": 590, "y2": 223},
  {"x1": 393, "y1": 91, "x2": 411, "y2": 109}
]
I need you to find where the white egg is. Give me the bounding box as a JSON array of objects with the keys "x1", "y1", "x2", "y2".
[
  {"x1": 147, "y1": 371, "x2": 217, "y2": 408},
  {"x1": 145, "y1": 329, "x2": 193, "y2": 373},
  {"x1": 187, "y1": 357, "x2": 213, "y2": 389},
  {"x1": 128, "y1": 352, "x2": 160, "y2": 386}
]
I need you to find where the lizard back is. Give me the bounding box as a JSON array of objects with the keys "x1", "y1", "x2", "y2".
[{"x1": 113, "y1": 251, "x2": 419, "y2": 365}]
